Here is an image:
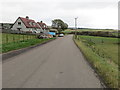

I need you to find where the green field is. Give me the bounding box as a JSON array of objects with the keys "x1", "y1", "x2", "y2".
[
  {"x1": 1, "y1": 33, "x2": 36, "y2": 44},
  {"x1": 63, "y1": 29, "x2": 115, "y2": 33},
  {"x1": 0, "y1": 33, "x2": 55, "y2": 53},
  {"x1": 63, "y1": 29, "x2": 119, "y2": 37},
  {"x1": 74, "y1": 35, "x2": 119, "y2": 88}
]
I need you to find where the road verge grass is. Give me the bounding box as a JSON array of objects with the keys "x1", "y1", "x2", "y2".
[
  {"x1": 73, "y1": 35, "x2": 118, "y2": 88},
  {"x1": 2, "y1": 38, "x2": 55, "y2": 53}
]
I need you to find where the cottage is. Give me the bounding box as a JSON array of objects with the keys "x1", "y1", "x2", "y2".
[
  {"x1": 37, "y1": 21, "x2": 49, "y2": 34},
  {"x1": 11, "y1": 16, "x2": 43, "y2": 33}
]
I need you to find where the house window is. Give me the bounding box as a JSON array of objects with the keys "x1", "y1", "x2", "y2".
[
  {"x1": 33, "y1": 23, "x2": 36, "y2": 26},
  {"x1": 44, "y1": 25, "x2": 46, "y2": 28},
  {"x1": 17, "y1": 28, "x2": 21, "y2": 31},
  {"x1": 18, "y1": 22, "x2": 21, "y2": 25}
]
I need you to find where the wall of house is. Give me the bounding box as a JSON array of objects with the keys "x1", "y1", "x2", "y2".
[
  {"x1": 37, "y1": 24, "x2": 44, "y2": 33},
  {"x1": 38, "y1": 28, "x2": 44, "y2": 33},
  {"x1": 11, "y1": 18, "x2": 30, "y2": 31},
  {"x1": 36, "y1": 28, "x2": 40, "y2": 33},
  {"x1": 30, "y1": 28, "x2": 42, "y2": 33}
]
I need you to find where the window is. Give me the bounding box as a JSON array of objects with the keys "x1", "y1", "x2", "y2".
[
  {"x1": 17, "y1": 28, "x2": 21, "y2": 31},
  {"x1": 29, "y1": 22, "x2": 32, "y2": 26},
  {"x1": 33, "y1": 23, "x2": 36, "y2": 26},
  {"x1": 18, "y1": 22, "x2": 21, "y2": 25},
  {"x1": 44, "y1": 25, "x2": 46, "y2": 28}
]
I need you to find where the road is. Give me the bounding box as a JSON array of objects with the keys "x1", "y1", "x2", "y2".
[{"x1": 3, "y1": 35, "x2": 103, "y2": 88}]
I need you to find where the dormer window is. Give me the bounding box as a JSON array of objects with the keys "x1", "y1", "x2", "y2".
[
  {"x1": 18, "y1": 22, "x2": 21, "y2": 25},
  {"x1": 29, "y1": 22, "x2": 32, "y2": 26},
  {"x1": 33, "y1": 23, "x2": 36, "y2": 26}
]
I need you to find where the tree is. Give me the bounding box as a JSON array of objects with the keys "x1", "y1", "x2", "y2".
[
  {"x1": 52, "y1": 19, "x2": 68, "y2": 33},
  {"x1": 64, "y1": 23, "x2": 68, "y2": 29}
]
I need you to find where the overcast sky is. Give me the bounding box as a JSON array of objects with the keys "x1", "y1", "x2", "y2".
[{"x1": 0, "y1": 0, "x2": 119, "y2": 29}]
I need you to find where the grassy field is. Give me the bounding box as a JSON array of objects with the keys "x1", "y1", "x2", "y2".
[
  {"x1": 63, "y1": 29, "x2": 119, "y2": 37},
  {"x1": 63, "y1": 29, "x2": 115, "y2": 33},
  {"x1": 1, "y1": 33, "x2": 36, "y2": 44},
  {"x1": 0, "y1": 33, "x2": 55, "y2": 53},
  {"x1": 74, "y1": 35, "x2": 119, "y2": 88}
]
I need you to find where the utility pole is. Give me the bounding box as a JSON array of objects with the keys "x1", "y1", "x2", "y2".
[{"x1": 75, "y1": 17, "x2": 78, "y2": 39}]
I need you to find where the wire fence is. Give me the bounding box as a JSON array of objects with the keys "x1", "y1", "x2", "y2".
[{"x1": 2, "y1": 29, "x2": 38, "y2": 44}]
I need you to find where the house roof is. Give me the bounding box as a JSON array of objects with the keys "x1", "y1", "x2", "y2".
[
  {"x1": 37, "y1": 22, "x2": 48, "y2": 29},
  {"x1": 19, "y1": 17, "x2": 40, "y2": 28}
]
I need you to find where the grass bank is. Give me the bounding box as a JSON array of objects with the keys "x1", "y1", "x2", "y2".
[
  {"x1": 74, "y1": 35, "x2": 119, "y2": 88},
  {"x1": 1, "y1": 38, "x2": 55, "y2": 53}
]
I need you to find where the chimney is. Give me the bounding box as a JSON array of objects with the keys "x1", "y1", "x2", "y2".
[
  {"x1": 26, "y1": 16, "x2": 29, "y2": 19},
  {"x1": 40, "y1": 21, "x2": 43, "y2": 23}
]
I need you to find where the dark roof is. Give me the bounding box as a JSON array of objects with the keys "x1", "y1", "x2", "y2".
[
  {"x1": 37, "y1": 22, "x2": 48, "y2": 29},
  {"x1": 19, "y1": 17, "x2": 40, "y2": 28}
]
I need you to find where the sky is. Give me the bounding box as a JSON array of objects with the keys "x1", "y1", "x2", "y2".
[{"x1": 0, "y1": 0, "x2": 119, "y2": 29}]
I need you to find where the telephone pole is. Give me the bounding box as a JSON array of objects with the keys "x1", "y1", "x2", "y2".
[{"x1": 75, "y1": 17, "x2": 78, "y2": 39}]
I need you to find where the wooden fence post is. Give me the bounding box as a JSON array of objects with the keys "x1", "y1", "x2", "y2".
[
  {"x1": 26, "y1": 34, "x2": 28, "y2": 40},
  {"x1": 6, "y1": 33, "x2": 8, "y2": 43},
  {"x1": 23, "y1": 34, "x2": 24, "y2": 41},
  {"x1": 19, "y1": 32, "x2": 20, "y2": 42},
  {"x1": 13, "y1": 34, "x2": 15, "y2": 42}
]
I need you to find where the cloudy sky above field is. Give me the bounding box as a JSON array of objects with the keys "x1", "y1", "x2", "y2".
[{"x1": 0, "y1": 0, "x2": 119, "y2": 29}]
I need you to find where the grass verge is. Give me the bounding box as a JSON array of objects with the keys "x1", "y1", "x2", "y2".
[
  {"x1": 73, "y1": 35, "x2": 118, "y2": 88},
  {"x1": 2, "y1": 38, "x2": 55, "y2": 53}
]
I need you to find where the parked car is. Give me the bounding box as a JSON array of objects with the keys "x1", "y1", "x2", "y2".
[
  {"x1": 37, "y1": 34, "x2": 48, "y2": 39},
  {"x1": 58, "y1": 34, "x2": 64, "y2": 37}
]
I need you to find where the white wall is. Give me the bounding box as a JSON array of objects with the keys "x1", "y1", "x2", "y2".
[
  {"x1": 11, "y1": 18, "x2": 47, "y2": 33},
  {"x1": 37, "y1": 24, "x2": 44, "y2": 33},
  {"x1": 11, "y1": 18, "x2": 30, "y2": 31}
]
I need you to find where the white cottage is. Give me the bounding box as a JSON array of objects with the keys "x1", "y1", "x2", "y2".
[
  {"x1": 37, "y1": 21, "x2": 49, "y2": 34},
  {"x1": 11, "y1": 16, "x2": 42, "y2": 33}
]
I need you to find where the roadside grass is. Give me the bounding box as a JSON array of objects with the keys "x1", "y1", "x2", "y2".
[
  {"x1": 0, "y1": 33, "x2": 55, "y2": 53},
  {"x1": 74, "y1": 35, "x2": 119, "y2": 88},
  {"x1": 79, "y1": 36, "x2": 118, "y2": 65},
  {"x1": 2, "y1": 38, "x2": 54, "y2": 53}
]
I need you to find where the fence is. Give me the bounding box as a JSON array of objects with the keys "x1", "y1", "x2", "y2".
[{"x1": 2, "y1": 29, "x2": 38, "y2": 44}]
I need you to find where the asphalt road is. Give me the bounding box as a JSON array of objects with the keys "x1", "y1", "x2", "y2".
[{"x1": 3, "y1": 35, "x2": 103, "y2": 88}]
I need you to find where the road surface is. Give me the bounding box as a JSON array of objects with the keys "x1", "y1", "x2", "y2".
[{"x1": 3, "y1": 35, "x2": 103, "y2": 88}]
